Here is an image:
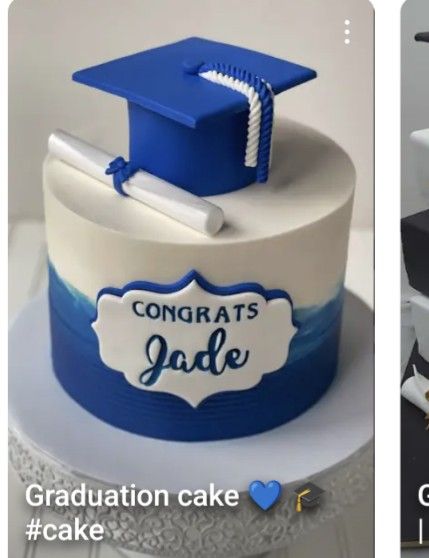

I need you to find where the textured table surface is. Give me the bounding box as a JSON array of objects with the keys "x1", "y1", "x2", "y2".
[{"x1": 9, "y1": 220, "x2": 374, "y2": 558}]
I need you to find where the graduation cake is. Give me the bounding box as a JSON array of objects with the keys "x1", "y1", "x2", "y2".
[
  {"x1": 43, "y1": 37, "x2": 355, "y2": 441},
  {"x1": 400, "y1": 46, "x2": 429, "y2": 540}
]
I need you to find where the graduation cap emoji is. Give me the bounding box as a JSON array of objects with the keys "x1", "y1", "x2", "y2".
[
  {"x1": 294, "y1": 482, "x2": 325, "y2": 512},
  {"x1": 72, "y1": 37, "x2": 316, "y2": 197}
]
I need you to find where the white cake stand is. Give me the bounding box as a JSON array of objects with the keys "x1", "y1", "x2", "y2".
[{"x1": 9, "y1": 291, "x2": 373, "y2": 558}]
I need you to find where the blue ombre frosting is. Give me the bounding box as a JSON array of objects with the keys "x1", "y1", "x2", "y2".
[{"x1": 48, "y1": 264, "x2": 343, "y2": 441}]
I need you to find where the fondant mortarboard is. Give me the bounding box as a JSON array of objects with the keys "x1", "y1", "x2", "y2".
[
  {"x1": 73, "y1": 37, "x2": 316, "y2": 197},
  {"x1": 415, "y1": 32, "x2": 429, "y2": 43},
  {"x1": 402, "y1": 210, "x2": 429, "y2": 298}
]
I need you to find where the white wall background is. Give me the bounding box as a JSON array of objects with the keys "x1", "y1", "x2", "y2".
[
  {"x1": 401, "y1": 0, "x2": 429, "y2": 293},
  {"x1": 9, "y1": 0, "x2": 373, "y2": 227}
]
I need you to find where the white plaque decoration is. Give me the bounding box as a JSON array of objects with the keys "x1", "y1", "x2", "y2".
[{"x1": 92, "y1": 271, "x2": 297, "y2": 407}]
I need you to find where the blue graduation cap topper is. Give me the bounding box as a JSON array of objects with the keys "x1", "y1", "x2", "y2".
[{"x1": 73, "y1": 37, "x2": 316, "y2": 197}]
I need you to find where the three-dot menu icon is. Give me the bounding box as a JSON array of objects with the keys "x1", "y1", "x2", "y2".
[{"x1": 345, "y1": 19, "x2": 351, "y2": 45}]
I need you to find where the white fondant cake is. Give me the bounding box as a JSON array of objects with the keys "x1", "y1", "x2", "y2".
[
  {"x1": 43, "y1": 38, "x2": 355, "y2": 441},
  {"x1": 44, "y1": 119, "x2": 354, "y2": 440}
]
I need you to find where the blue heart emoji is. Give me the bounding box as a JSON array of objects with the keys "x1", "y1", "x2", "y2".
[{"x1": 248, "y1": 480, "x2": 282, "y2": 511}]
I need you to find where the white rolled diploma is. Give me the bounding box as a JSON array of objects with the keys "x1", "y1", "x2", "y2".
[
  {"x1": 401, "y1": 365, "x2": 429, "y2": 415},
  {"x1": 48, "y1": 130, "x2": 224, "y2": 236}
]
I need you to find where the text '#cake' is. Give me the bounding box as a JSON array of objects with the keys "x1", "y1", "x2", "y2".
[{"x1": 43, "y1": 37, "x2": 355, "y2": 441}]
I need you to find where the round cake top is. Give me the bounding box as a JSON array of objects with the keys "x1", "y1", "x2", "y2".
[{"x1": 45, "y1": 120, "x2": 355, "y2": 246}]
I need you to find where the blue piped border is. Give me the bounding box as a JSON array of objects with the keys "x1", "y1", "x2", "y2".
[{"x1": 95, "y1": 269, "x2": 299, "y2": 328}]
